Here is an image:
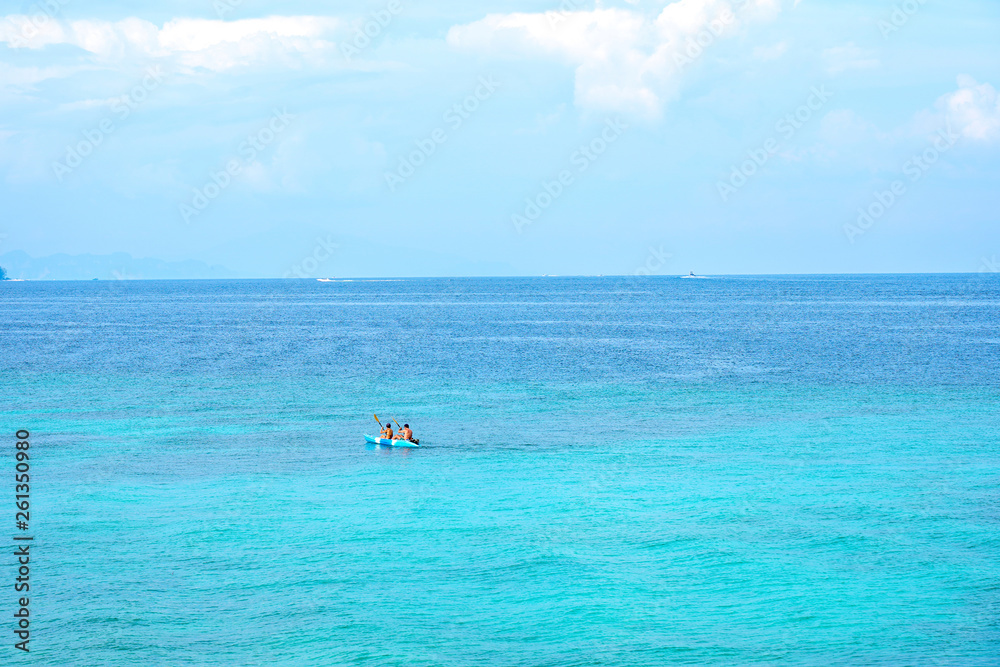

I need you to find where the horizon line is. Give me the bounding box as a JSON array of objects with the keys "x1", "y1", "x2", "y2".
[{"x1": 3, "y1": 272, "x2": 999, "y2": 282}]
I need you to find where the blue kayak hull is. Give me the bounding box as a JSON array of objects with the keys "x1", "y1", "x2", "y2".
[{"x1": 365, "y1": 434, "x2": 419, "y2": 448}]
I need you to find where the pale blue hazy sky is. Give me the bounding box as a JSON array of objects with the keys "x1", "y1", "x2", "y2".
[{"x1": 1, "y1": 0, "x2": 998, "y2": 277}]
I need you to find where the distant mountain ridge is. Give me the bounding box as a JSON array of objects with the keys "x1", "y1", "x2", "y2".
[{"x1": 0, "y1": 251, "x2": 236, "y2": 280}]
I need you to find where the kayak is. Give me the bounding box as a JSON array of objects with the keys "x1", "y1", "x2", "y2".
[{"x1": 365, "y1": 434, "x2": 419, "y2": 448}]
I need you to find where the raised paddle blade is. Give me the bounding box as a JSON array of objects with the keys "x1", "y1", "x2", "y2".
[{"x1": 374, "y1": 414, "x2": 383, "y2": 428}]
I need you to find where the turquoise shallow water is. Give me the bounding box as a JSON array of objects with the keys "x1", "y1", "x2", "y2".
[{"x1": 2, "y1": 276, "x2": 999, "y2": 664}]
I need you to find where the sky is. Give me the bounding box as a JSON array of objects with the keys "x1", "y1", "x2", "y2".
[{"x1": 0, "y1": 0, "x2": 998, "y2": 277}]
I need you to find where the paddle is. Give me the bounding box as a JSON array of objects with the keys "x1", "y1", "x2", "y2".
[
  {"x1": 374, "y1": 414, "x2": 418, "y2": 445},
  {"x1": 393, "y1": 417, "x2": 418, "y2": 445}
]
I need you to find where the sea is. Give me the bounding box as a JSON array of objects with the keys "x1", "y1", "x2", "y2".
[{"x1": 1, "y1": 275, "x2": 998, "y2": 666}]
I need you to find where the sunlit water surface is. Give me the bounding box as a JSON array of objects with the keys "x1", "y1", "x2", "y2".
[{"x1": 2, "y1": 276, "x2": 998, "y2": 665}]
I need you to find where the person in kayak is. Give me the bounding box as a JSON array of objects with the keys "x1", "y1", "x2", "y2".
[
  {"x1": 397, "y1": 424, "x2": 414, "y2": 442},
  {"x1": 380, "y1": 423, "x2": 394, "y2": 440}
]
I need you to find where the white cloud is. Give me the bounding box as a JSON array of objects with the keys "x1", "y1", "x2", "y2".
[
  {"x1": 447, "y1": 0, "x2": 787, "y2": 119},
  {"x1": 799, "y1": 77, "x2": 999, "y2": 171},
  {"x1": 819, "y1": 108, "x2": 882, "y2": 144},
  {"x1": 0, "y1": 15, "x2": 342, "y2": 72},
  {"x1": 0, "y1": 61, "x2": 90, "y2": 89},
  {"x1": 753, "y1": 41, "x2": 787, "y2": 61},
  {"x1": 821, "y1": 43, "x2": 879, "y2": 75},
  {"x1": 53, "y1": 97, "x2": 120, "y2": 112},
  {"x1": 808, "y1": 108, "x2": 901, "y2": 170},
  {"x1": 936, "y1": 75, "x2": 1000, "y2": 142},
  {"x1": 514, "y1": 104, "x2": 568, "y2": 135}
]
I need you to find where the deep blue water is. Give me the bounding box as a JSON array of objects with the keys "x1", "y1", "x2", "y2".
[{"x1": 1, "y1": 276, "x2": 999, "y2": 665}]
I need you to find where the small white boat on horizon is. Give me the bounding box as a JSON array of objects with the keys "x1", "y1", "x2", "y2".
[{"x1": 681, "y1": 271, "x2": 709, "y2": 279}]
